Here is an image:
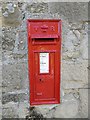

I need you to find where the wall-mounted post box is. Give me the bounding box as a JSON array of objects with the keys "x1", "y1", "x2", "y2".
[{"x1": 27, "y1": 19, "x2": 61, "y2": 105}]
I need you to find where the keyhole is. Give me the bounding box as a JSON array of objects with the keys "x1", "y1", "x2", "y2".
[{"x1": 40, "y1": 78, "x2": 43, "y2": 82}]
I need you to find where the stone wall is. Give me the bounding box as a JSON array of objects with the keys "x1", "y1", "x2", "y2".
[{"x1": 1, "y1": 1, "x2": 89, "y2": 119}]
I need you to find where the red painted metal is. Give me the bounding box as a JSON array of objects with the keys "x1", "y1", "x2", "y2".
[{"x1": 27, "y1": 19, "x2": 61, "y2": 105}]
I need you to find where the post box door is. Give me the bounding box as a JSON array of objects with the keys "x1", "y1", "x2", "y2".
[{"x1": 34, "y1": 52, "x2": 55, "y2": 100}]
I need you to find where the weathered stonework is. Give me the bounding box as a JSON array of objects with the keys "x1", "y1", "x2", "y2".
[
  {"x1": 2, "y1": 2, "x2": 22, "y2": 27},
  {"x1": 1, "y1": 1, "x2": 89, "y2": 119},
  {"x1": 79, "y1": 88, "x2": 88, "y2": 118}
]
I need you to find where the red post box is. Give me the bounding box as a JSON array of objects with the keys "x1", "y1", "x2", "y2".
[{"x1": 27, "y1": 19, "x2": 61, "y2": 105}]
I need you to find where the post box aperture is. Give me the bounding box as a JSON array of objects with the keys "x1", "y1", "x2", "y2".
[{"x1": 27, "y1": 19, "x2": 61, "y2": 105}]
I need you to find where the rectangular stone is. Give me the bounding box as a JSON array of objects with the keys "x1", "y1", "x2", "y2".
[
  {"x1": 61, "y1": 60, "x2": 88, "y2": 84},
  {"x1": 2, "y1": 62, "x2": 28, "y2": 93},
  {"x1": 62, "y1": 80, "x2": 86, "y2": 89},
  {"x1": 2, "y1": 102, "x2": 19, "y2": 118}
]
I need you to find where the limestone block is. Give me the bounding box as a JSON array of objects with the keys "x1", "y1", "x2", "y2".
[
  {"x1": 2, "y1": 28, "x2": 16, "y2": 51},
  {"x1": 2, "y1": 102, "x2": 19, "y2": 118},
  {"x1": 18, "y1": 101, "x2": 30, "y2": 118},
  {"x1": 48, "y1": 2, "x2": 88, "y2": 22},
  {"x1": 2, "y1": 90, "x2": 29, "y2": 104},
  {"x1": 0, "y1": 87, "x2": 2, "y2": 100},
  {"x1": 2, "y1": 51, "x2": 15, "y2": 65},
  {"x1": 2, "y1": 3, "x2": 22, "y2": 27},
  {"x1": 0, "y1": 64, "x2": 2, "y2": 87},
  {"x1": 63, "y1": 51, "x2": 80, "y2": 60},
  {"x1": 61, "y1": 60, "x2": 88, "y2": 89},
  {"x1": 62, "y1": 93, "x2": 78, "y2": 102},
  {"x1": 63, "y1": 89, "x2": 80, "y2": 99},
  {"x1": 64, "y1": 31, "x2": 76, "y2": 52},
  {"x1": 26, "y1": 2, "x2": 48, "y2": 13},
  {"x1": 2, "y1": 62, "x2": 28, "y2": 92},
  {"x1": 63, "y1": 29, "x2": 81, "y2": 59},
  {"x1": 62, "y1": 80, "x2": 85, "y2": 89},
  {"x1": 79, "y1": 88, "x2": 88, "y2": 118},
  {"x1": 53, "y1": 94, "x2": 79, "y2": 118},
  {"x1": 80, "y1": 33, "x2": 88, "y2": 60},
  {"x1": 2, "y1": 26, "x2": 27, "y2": 54},
  {"x1": 13, "y1": 31, "x2": 27, "y2": 54},
  {"x1": 70, "y1": 22, "x2": 83, "y2": 30},
  {"x1": 0, "y1": 11, "x2": 2, "y2": 27},
  {"x1": 0, "y1": 100, "x2": 2, "y2": 108},
  {"x1": 0, "y1": 107, "x2": 2, "y2": 120}
]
